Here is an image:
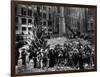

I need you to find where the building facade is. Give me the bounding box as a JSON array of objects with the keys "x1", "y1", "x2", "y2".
[
  {"x1": 16, "y1": 5, "x2": 66, "y2": 40},
  {"x1": 16, "y1": 5, "x2": 35, "y2": 41},
  {"x1": 16, "y1": 4, "x2": 96, "y2": 40},
  {"x1": 64, "y1": 7, "x2": 86, "y2": 38}
]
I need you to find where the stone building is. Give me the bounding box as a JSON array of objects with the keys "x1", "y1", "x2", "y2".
[
  {"x1": 64, "y1": 7, "x2": 86, "y2": 38},
  {"x1": 16, "y1": 4, "x2": 66, "y2": 40},
  {"x1": 64, "y1": 7, "x2": 96, "y2": 39},
  {"x1": 16, "y1": 4, "x2": 96, "y2": 40},
  {"x1": 16, "y1": 5, "x2": 35, "y2": 41},
  {"x1": 85, "y1": 8, "x2": 96, "y2": 37}
]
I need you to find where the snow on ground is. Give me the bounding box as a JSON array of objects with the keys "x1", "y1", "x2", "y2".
[
  {"x1": 46, "y1": 37, "x2": 94, "y2": 49},
  {"x1": 16, "y1": 65, "x2": 78, "y2": 73},
  {"x1": 47, "y1": 37, "x2": 67, "y2": 49}
]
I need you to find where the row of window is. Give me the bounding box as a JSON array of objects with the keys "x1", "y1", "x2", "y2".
[
  {"x1": 16, "y1": 7, "x2": 32, "y2": 16},
  {"x1": 16, "y1": 6, "x2": 48, "y2": 17},
  {"x1": 16, "y1": 6, "x2": 54, "y2": 19},
  {"x1": 16, "y1": 26, "x2": 32, "y2": 31},
  {"x1": 16, "y1": 16, "x2": 49, "y2": 25},
  {"x1": 16, "y1": 17, "x2": 32, "y2": 24},
  {"x1": 16, "y1": 15, "x2": 60, "y2": 27}
]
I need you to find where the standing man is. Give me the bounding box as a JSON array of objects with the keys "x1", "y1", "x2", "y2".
[
  {"x1": 21, "y1": 49, "x2": 27, "y2": 66},
  {"x1": 78, "y1": 43, "x2": 84, "y2": 70}
]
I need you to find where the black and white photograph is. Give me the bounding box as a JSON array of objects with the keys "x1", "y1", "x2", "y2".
[{"x1": 13, "y1": 1, "x2": 97, "y2": 75}]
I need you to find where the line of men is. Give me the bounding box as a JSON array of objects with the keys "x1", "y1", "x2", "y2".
[{"x1": 16, "y1": 38, "x2": 95, "y2": 70}]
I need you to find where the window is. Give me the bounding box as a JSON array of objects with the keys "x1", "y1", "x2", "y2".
[
  {"x1": 22, "y1": 18, "x2": 26, "y2": 24},
  {"x1": 21, "y1": 7, "x2": 26, "y2": 16},
  {"x1": 57, "y1": 7, "x2": 60, "y2": 13},
  {"x1": 22, "y1": 27, "x2": 26, "y2": 31},
  {"x1": 16, "y1": 6, "x2": 21, "y2": 16},
  {"x1": 28, "y1": 9, "x2": 32, "y2": 16},
  {"x1": 28, "y1": 27, "x2": 32, "y2": 31},
  {"x1": 28, "y1": 19, "x2": 32, "y2": 24}
]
